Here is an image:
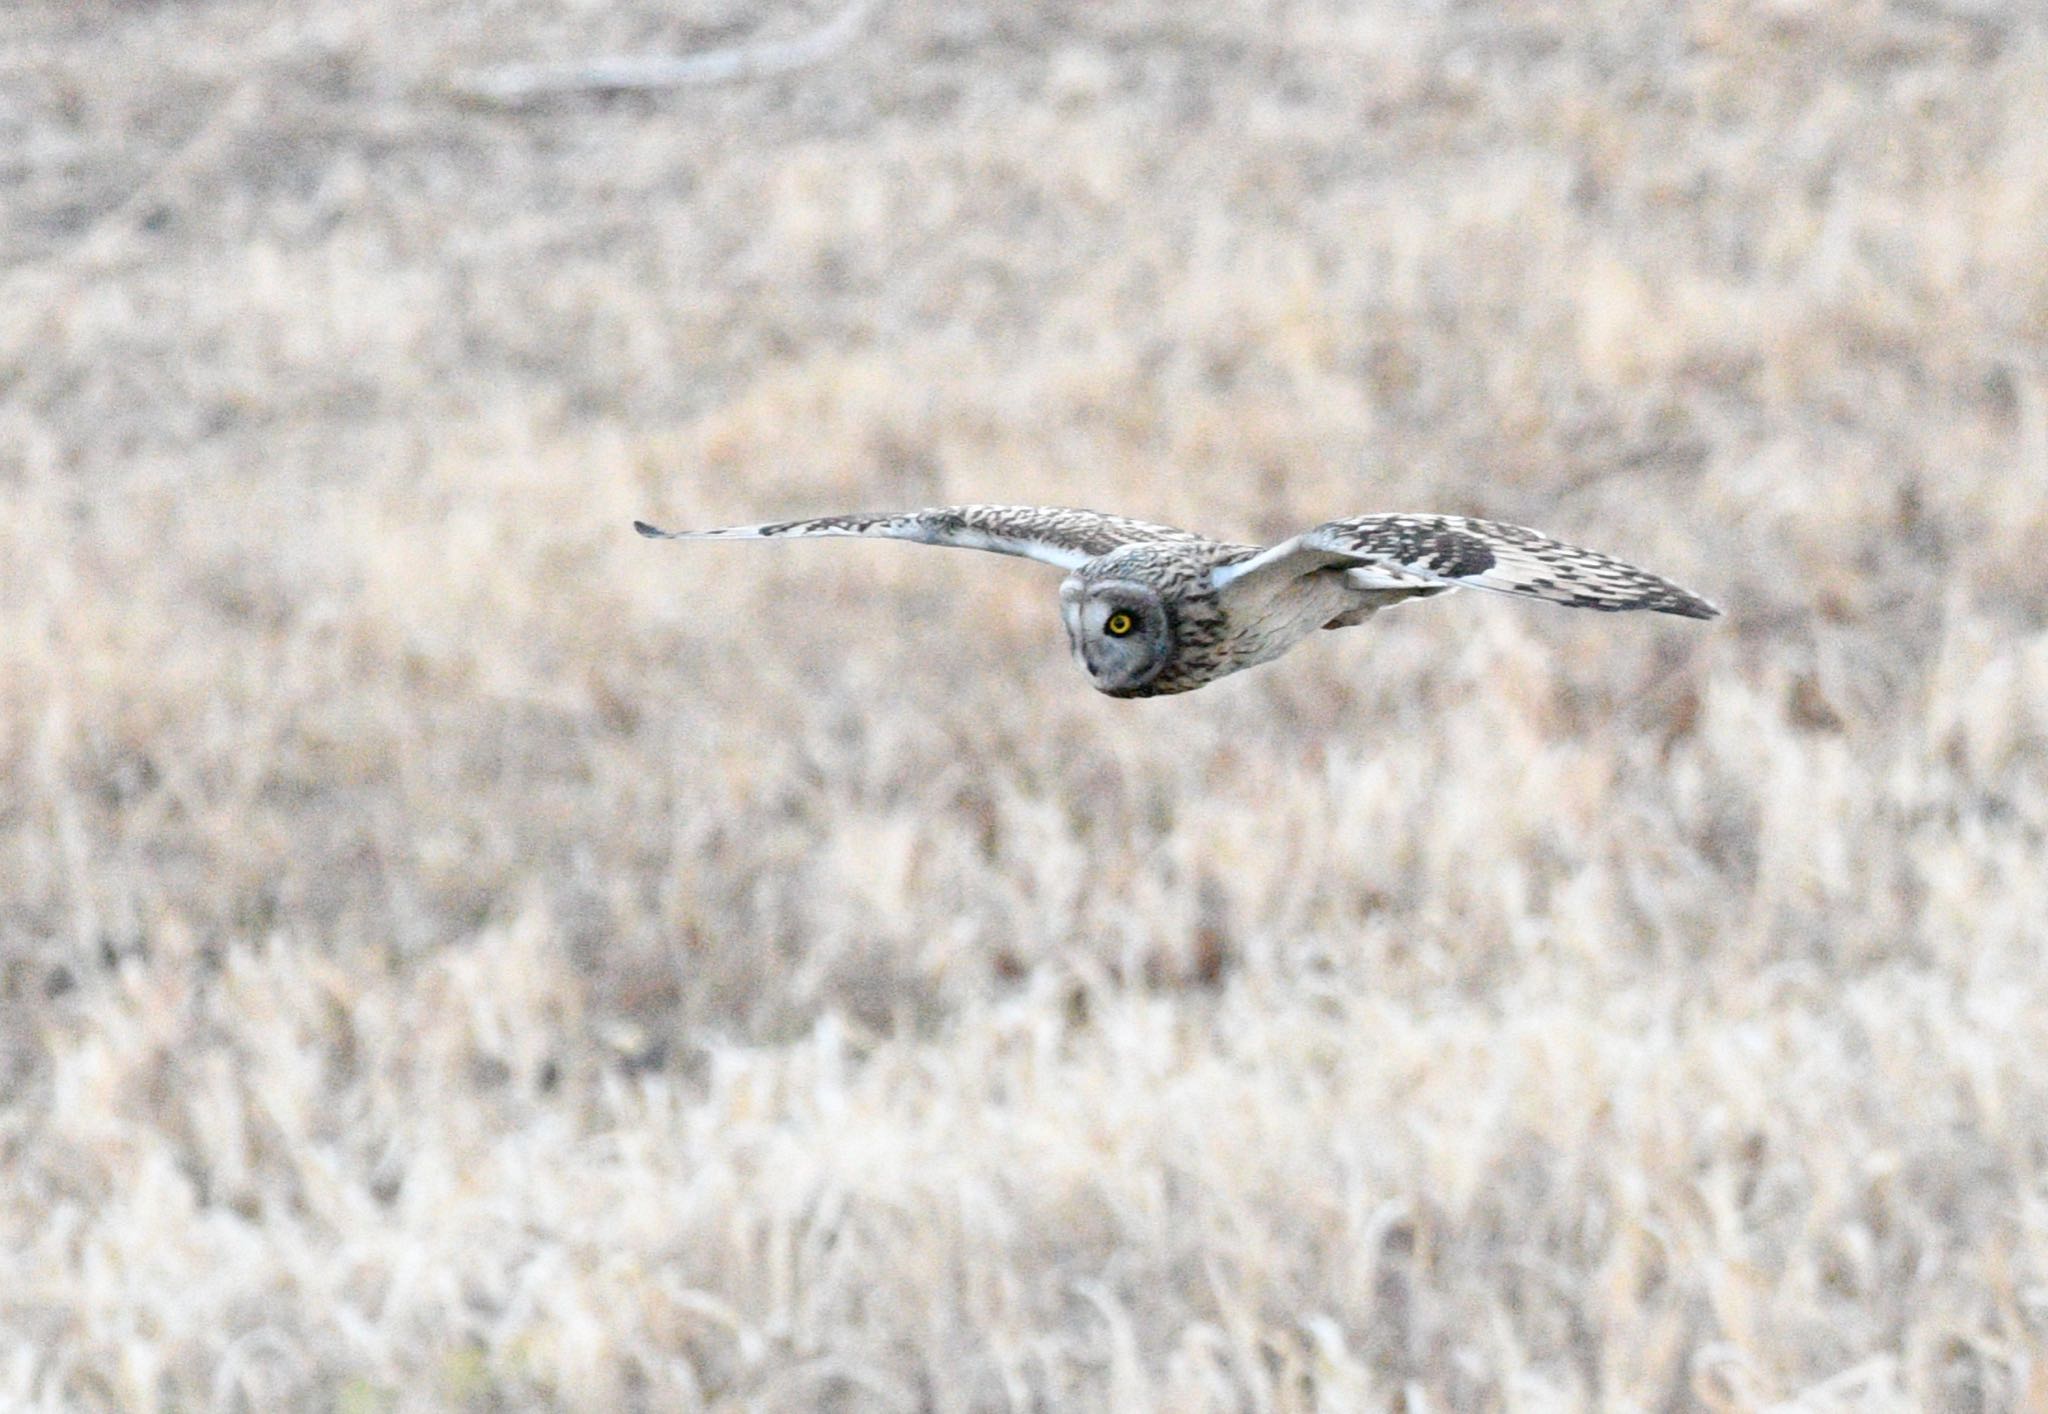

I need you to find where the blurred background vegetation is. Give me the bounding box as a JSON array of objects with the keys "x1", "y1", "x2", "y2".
[{"x1": 3, "y1": 1, "x2": 2047, "y2": 1408}]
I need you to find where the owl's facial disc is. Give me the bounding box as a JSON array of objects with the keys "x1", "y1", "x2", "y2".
[{"x1": 1059, "y1": 579, "x2": 1171, "y2": 695}]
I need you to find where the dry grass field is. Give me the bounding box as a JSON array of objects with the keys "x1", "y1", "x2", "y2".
[{"x1": 5, "y1": 0, "x2": 2048, "y2": 1408}]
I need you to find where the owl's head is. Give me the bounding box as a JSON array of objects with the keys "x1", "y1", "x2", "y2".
[{"x1": 1059, "y1": 577, "x2": 1173, "y2": 696}]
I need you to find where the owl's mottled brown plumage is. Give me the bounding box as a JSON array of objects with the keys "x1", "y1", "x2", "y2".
[{"x1": 634, "y1": 505, "x2": 1717, "y2": 698}]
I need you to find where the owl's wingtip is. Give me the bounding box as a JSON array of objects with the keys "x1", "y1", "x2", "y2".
[{"x1": 633, "y1": 519, "x2": 668, "y2": 538}]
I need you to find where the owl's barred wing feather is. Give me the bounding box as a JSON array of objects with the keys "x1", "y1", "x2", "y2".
[
  {"x1": 633, "y1": 505, "x2": 1202, "y2": 572},
  {"x1": 1213, "y1": 514, "x2": 1719, "y2": 619}
]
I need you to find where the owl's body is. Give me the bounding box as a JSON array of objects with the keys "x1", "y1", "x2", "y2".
[
  {"x1": 635, "y1": 504, "x2": 1717, "y2": 697},
  {"x1": 1064, "y1": 538, "x2": 1326, "y2": 696}
]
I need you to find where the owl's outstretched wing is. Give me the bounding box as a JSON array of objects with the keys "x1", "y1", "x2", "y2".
[
  {"x1": 634, "y1": 505, "x2": 1202, "y2": 573},
  {"x1": 1212, "y1": 514, "x2": 1719, "y2": 619}
]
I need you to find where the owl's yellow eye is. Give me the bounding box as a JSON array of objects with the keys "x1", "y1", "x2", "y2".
[{"x1": 1105, "y1": 611, "x2": 1135, "y2": 637}]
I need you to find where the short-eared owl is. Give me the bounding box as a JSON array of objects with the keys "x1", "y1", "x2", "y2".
[{"x1": 634, "y1": 506, "x2": 1717, "y2": 698}]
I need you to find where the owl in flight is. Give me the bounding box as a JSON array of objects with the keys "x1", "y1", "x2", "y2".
[{"x1": 634, "y1": 505, "x2": 1717, "y2": 698}]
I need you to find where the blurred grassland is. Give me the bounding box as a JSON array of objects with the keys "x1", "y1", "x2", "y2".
[{"x1": 4, "y1": 0, "x2": 2048, "y2": 1409}]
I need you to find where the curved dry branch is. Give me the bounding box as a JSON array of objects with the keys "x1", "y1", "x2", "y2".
[{"x1": 449, "y1": 0, "x2": 875, "y2": 107}]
